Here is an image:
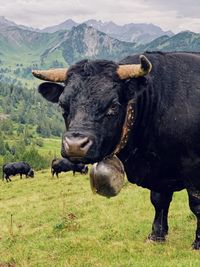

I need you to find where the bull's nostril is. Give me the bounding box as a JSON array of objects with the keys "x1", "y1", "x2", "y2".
[
  {"x1": 80, "y1": 138, "x2": 89, "y2": 148},
  {"x1": 72, "y1": 132, "x2": 80, "y2": 138}
]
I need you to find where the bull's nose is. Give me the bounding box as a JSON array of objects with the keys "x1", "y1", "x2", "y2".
[{"x1": 63, "y1": 136, "x2": 93, "y2": 158}]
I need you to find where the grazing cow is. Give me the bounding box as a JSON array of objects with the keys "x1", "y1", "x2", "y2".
[
  {"x1": 32, "y1": 52, "x2": 200, "y2": 249},
  {"x1": 51, "y1": 158, "x2": 88, "y2": 178},
  {"x1": 2, "y1": 162, "x2": 34, "y2": 182}
]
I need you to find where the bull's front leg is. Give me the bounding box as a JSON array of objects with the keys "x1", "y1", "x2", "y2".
[
  {"x1": 187, "y1": 189, "x2": 200, "y2": 250},
  {"x1": 148, "y1": 190, "x2": 173, "y2": 242},
  {"x1": 6, "y1": 175, "x2": 12, "y2": 182}
]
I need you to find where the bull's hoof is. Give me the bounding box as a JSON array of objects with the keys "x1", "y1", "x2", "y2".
[
  {"x1": 147, "y1": 233, "x2": 166, "y2": 242},
  {"x1": 192, "y1": 240, "x2": 200, "y2": 250}
]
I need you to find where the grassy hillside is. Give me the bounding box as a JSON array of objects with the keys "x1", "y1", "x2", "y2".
[
  {"x1": 140, "y1": 31, "x2": 200, "y2": 52},
  {"x1": 0, "y1": 28, "x2": 67, "y2": 66},
  {"x1": 0, "y1": 170, "x2": 199, "y2": 267}
]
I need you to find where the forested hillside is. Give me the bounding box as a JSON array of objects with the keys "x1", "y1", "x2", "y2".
[
  {"x1": 0, "y1": 80, "x2": 64, "y2": 171},
  {"x1": 0, "y1": 81, "x2": 64, "y2": 136}
]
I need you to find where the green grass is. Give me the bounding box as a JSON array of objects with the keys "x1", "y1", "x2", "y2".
[
  {"x1": 35, "y1": 138, "x2": 62, "y2": 168},
  {"x1": 0, "y1": 170, "x2": 199, "y2": 267},
  {"x1": 37, "y1": 138, "x2": 61, "y2": 156}
]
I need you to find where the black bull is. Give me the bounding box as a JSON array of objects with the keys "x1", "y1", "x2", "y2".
[
  {"x1": 33, "y1": 52, "x2": 200, "y2": 249},
  {"x1": 51, "y1": 158, "x2": 88, "y2": 177},
  {"x1": 3, "y1": 162, "x2": 34, "y2": 182}
]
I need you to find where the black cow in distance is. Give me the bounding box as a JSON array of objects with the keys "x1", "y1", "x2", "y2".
[
  {"x1": 3, "y1": 162, "x2": 34, "y2": 182},
  {"x1": 51, "y1": 158, "x2": 88, "y2": 178}
]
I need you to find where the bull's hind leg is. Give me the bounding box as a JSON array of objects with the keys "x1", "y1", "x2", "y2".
[
  {"x1": 148, "y1": 191, "x2": 173, "y2": 242},
  {"x1": 187, "y1": 189, "x2": 200, "y2": 249}
]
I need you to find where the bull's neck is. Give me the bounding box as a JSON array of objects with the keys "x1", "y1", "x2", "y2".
[
  {"x1": 119, "y1": 81, "x2": 157, "y2": 160},
  {"x1": 136, "y1": 82, "x2": 156, "y2": 144}
]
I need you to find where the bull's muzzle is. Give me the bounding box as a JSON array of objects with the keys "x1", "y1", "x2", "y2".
[{"x1": 62, "y1": 135, "x2": 93, "y2": 159}]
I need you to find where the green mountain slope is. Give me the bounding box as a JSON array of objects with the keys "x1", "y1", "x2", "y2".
[
  {"x1": 0, "y1": 24, "x2": 138, "y2": 84},
  {"x1": 139, "y1": 31, "x2": 200, "y2": 52},
  {"x1": 0, "y1": 27, "x2": 68, "y2": 66},
  {"x1": 42, "y1": 24, "x2": 137, "y2": 65}
]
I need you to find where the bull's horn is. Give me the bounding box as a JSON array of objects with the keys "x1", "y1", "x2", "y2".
[
  {"x1": 117, "y1": 55, "x2": 152, "y2": 80},
  {"x1": 32, "y1": 68, "x2": 67, "y2": 82}
]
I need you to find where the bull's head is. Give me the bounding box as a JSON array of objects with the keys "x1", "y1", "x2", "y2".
[
  {"x1": 28, "y1": 169, "x2": 34, "y2": 178},
  {"x1": 32, "y1": 55, "x2": 152, "y2": 164}
]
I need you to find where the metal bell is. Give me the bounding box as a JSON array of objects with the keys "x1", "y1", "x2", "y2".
[{"x1": 89, "y1": 155, "x2": 125, "y2": 197}]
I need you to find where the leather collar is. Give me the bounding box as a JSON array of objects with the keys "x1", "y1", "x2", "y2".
[{"x1": 110, "y1": 99, "x2": 135, "y2": 157}]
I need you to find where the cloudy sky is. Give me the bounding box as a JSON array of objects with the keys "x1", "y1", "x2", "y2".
[{"x1": 0, "y1": 0, "x2": 199, "y2": 33}]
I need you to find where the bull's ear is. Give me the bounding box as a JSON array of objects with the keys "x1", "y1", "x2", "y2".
[{"x1": 38, "y1": 82, "x2": 65, "y2": 103}]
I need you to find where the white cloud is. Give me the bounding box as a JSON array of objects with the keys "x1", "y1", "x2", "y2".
[
  {"x1": 143, "y1": 0, "x2": 200, "y2": 18},
  {"x1": 0, "y1": 0, "x2": 199, "y2": 33}
]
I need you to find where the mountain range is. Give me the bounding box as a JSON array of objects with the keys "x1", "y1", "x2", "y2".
[
  {"x1": 0, "y1": 16, "x2": 200, "y2": 84},
  {"x1": 41, "y1": 18, "x2": 174, "y2": 44},
  {"x1": 0, "y1": 16, "x2": 173, "y2": 44}
]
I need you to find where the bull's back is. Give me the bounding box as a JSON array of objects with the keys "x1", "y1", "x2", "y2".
[
  {"x1": 136, "y1": 53, "x2": 200, "y2": 152},
  {"x1": 52, "y1": 158, "x2": 73, "y2": 172},
  {"x1": 3, "y1": 162, "x2": 30, "y2": 175},
  {"x1": 153, "y1": 54, "x2": 200, "y2": 152}
]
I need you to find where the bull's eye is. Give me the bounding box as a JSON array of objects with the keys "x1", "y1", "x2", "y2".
[{"x1": 106, "y1": 103, "x2": 120, "y2": 116}]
